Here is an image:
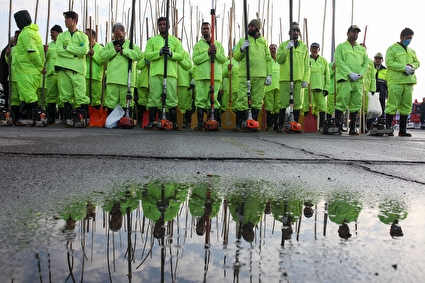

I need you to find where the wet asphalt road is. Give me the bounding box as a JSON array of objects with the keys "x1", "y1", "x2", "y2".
[
  {"x1": 0, "y1": 125, "x2": 424, "y2": 208},
  {"x1": 0, "y1": 125, "x2": 424, "y2": 282}
]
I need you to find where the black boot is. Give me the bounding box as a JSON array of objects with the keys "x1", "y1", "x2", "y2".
[
  {"x1": 144, "y1": 107, "x2": 157, "y2": 129},
  {"x1": 293, "y1": 109, "x2": 300, "y2": 123},
  {"x1": 63, "y1": 102, "x2": 73, "y2": 126},
  {"x1": 277, "y1": 108, "x2": 286, "y2": 133},
  {"x1": 335, "y1": 110, "x2": 344, "y2": 135},
  {"x1": 11, "y1": 106, "x2": 20, "y2": 123},
  {"x1": 273, "y1": 113, "x2": 279, "y2": 130},
  {"x1": 398, "y1": 115, "x2": 411, "y2": 137},
  {"x1": 366, "y1": 118, "x2": 373, "y2": 133},
  {"x1": 386, "y1": 114, "x2": 394, "y2": 136},
  {"x1": 26, "y1": 102, "x2": 39, "y2": 120},
  {"x1": 194, "y1": 108, "x2": 205, "y2": 131},
  {"x1": 349, "y1": 112, "x2": 359, "y2": 135},
  {"x1": 169, "y1": 107, "x2": 180, "y2": 130},
  {"x1": 233, "y1": 110, "x2": 244, "y2": 132},
  {"x1": 47, "y1": 103, "x2": 56, "y2": 125},
  {"x1": 19, "y1": 102, "x2": 29, "y2": 120},
  {"x1": 80, "y1": 104, "x2": 89, "y2": 120},
  {"x1": 138, "y1": 105, "x2": 146, "y2": 125},
  {"x1": 319, "y1": 111, "x2": 326, "y2": 132},
  {"x1": 184, "y1": 111, "x2": 192, "y2": 128},
  {"x1": 266, "y1": 111, "x2": 273, "y2": 131},
  {"x1": 251, "y1": 108, "x2": 260, "y2": 121}
]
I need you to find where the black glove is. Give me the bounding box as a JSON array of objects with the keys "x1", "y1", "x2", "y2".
[
  {"x1": 370, "y1": 91, "x2": 375, "y2": 95},
  {"x1": 159, "y1": 46, "x2": 172, "y2": 57},
  {"x1": 323, "y1": 90, "x2": 329, "y2": 97}
]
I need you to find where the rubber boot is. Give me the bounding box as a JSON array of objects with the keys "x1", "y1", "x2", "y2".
[
  {"x1": 144, "y1": 107, "x2": 157, "y2": 129},
  {"x1": 319, "y1": 111, "x2": 326, "y2": 132},
  {"x1": 335, "y1": 109, "x2": 344, "y2": 135},
  {"x1": 366, "y1": 118, "x2": 373, "y2": 133},
  {"x1": 19, "y1": 102, "x2": 29, "y2": 120},
  {"x1": 81, "y1": 104, "x2": 89, "y2": 120},
  {"x1": 273, "y1": 113, "x2": 279, "y2": 130},
  {"x1": 251, "y1": 108, "x2": 260, "y2": 121},
  {"x1": 47, "y1": 103, "x2": 56, "y2": 125},
  {"x1": 194, "y1": 108, "x2": 205, "y2": 131},
  {"x1": 293, "y1": 109, "x2": 300, "y2": 123},
  {"x1": 266, "y1": 111, "x2": 273, "y2": 131},
  {"x1": 386, "y1": 114, "x2": 394, "y2": 136},
  {"x1": 58, "y1": 106, "x2": 64, "y2": 122},
  {"x1": 138, "y1": 105, "x2": 146, "y2": 125},
  {"x1": 169, "y1": 107, "x2": 180, "y2": 130},
  {"x1": 277, "y1": 108, "x2": 286, "y2": 133},
  {"x1": 11, "y1": 106, "x2": 20, "y2": 123},
  {"x1": 349, "y1": 112, "x2": 359, "y2": 135},
  {"x1": 398, "y1": 115, "x2": 411, "y2": 137},
  {"x1": 184, "y1": 111, "x2": 191, "y2": 128},
  {"x1": 27, "y1": 102, "x2": 39, "y2": 119},
  {"x1": 233, "y1": 110, "x2": 244, "y2": 132}
]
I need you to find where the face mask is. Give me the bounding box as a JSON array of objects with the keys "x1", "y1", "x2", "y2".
[{"x1": 402, "y1": 39, "x2": 411, "y2": 47}]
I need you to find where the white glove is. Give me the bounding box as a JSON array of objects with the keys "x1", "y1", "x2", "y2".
[
  {"x1": 302, "y1": 81, "x2": 308, "y2": 88},
  {"x1": 286, "y1": 40, "x2": 294, "y2": 49},
  {"x1": 405, "y1": 65, "x2": 414, "y2": 75},
  {"x1": 240, "y1": 40, "x2": 250, "y2": 52},
  {"x1": 349, "y1": 73, "x2": 361, "y2": 81},
  {"x1": 265, "y1": 75, "x2": 272, "y2": 86}
]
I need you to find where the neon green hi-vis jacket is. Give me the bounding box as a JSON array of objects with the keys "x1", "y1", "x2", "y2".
[
  {"x1": 309, "y1": 55, "x2": 330, "y2": 92},
  {"x1": 385, "y1": 42, "x2": 420, "y2": 86},
  {"x1": 55, "y1": 30, "x2": 89, "y2": 75},
  {"x1": 46, "y1": 41, "x2": 58, "y2": 76},
  {"x1": 99, "y1": 39, "x2": 142, "y2": 86},
  {"x1": 144, "y1": 34, "x2": 184, "y2": 78},
  {"x1": 86, "y1": 42, "x2": 104, "y2": 81},
  {"x1": 276, "y1": 39, "x2": 309, "y2": 82},
  {"x1": 233, "y1": 35, "x2": 272, "y2": 79},
  {"x1": 334, "y1": 40, "x2": 369, "y2": 82},
  {"x1": 192, "y1": 38, "x2": 226, "y2": 81},
  {"x1": 13, "y1": 23, "x2": 45, "y2": 76}
]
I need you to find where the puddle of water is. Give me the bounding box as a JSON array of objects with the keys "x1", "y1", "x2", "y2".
[{"x1": 2, "y1": 179, "x2": 424, "y2": 282}]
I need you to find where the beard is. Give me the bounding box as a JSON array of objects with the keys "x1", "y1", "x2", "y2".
[{"x1": 248, "y1": 29, "x2": 257, "y2": 37}]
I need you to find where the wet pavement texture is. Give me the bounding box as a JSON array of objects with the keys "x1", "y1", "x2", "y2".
[{"x1": 0, "y1": 126, "x2": 424, "y2": 282}]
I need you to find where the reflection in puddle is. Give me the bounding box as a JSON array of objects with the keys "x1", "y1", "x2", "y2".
[{"x1": 3, "y1": 177, "x2": 424, "y2": 282}]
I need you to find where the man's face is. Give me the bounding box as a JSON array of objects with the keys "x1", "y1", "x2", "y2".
[
  {"x1": 158, "y1": 20, "x2": 167, "y2": 35},
  {"x1": 201, "y1": 24, "x2": 211, "y2": 39},
  {"x1": 50, "y1": 30, "x2": 59, "y2": 41},
  {"x1": 113, "y1": 29, "x2": 125, "y2": 42},
  {"x1": 374, "y1": 57, "x2": 383, "y2": 65},
  {"x1": 310, "y1": 46, "x2": 319, "y2": 56},
  {"x1": 248, "y1": 24, "x2": 258, "y2": 37},
  {"x1": 291, "y1": 28, "x2": 300, "y2": 40},
  {"x1": 64, "y1": 16, "x2": 75, "y2": 30},
  {"x1": 269, "y1": 44, "x2": 277, "y2": 56},
  {"x1": 347, "y1": 30, "x2": 359, "y2": 42}
]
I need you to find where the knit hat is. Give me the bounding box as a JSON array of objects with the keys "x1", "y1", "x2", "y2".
[
  {"x1": 50, "y1": 24, "x2": 63, "y2": 33},
  {"x1": 249, "y1": 19, "x2": 262, "y2": 31}
]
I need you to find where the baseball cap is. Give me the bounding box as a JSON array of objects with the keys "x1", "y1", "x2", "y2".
[
  {"x1": 311, "y1": 42, "x2": 320, "y2": 48},
  {"x1": 347, "y1": 25, "x2": 361, "y2": 32},
  {"x1": 374, "y1": 52, "x2": 384, "y2": 58}
]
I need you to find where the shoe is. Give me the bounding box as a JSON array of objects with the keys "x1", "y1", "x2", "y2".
[
  {"x1": 398, "y1": 132, "x2": 412, "y2": 137},
  {"x1": 388, "y1": 133, "x2": 394, "y2": 137},
  {"x1": 349, "y1": 130, "x2": 359, "y2": 136},
  {"x1": 172, "y1": 123, "x2": 181, "y2": 131},
  {"x1": 266, "y1": 127, "x2": 274, "y2": 132},
  {"x1": 318, "y1": 127, "x2": 323, "y2": 133},
  {"x1": 233, "y1": 125, "x2": 242, "y2": 132},
  {"x1": 194, "y1": 125, "x2": 203, "y2": 131},
  {"x1": 144, "y1": 122, "x2": 156, "y2": 130}
]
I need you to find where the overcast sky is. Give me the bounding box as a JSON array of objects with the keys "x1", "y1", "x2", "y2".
[{"x1": 1, "y1": 0, "x2": 424, "y2": 102}]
